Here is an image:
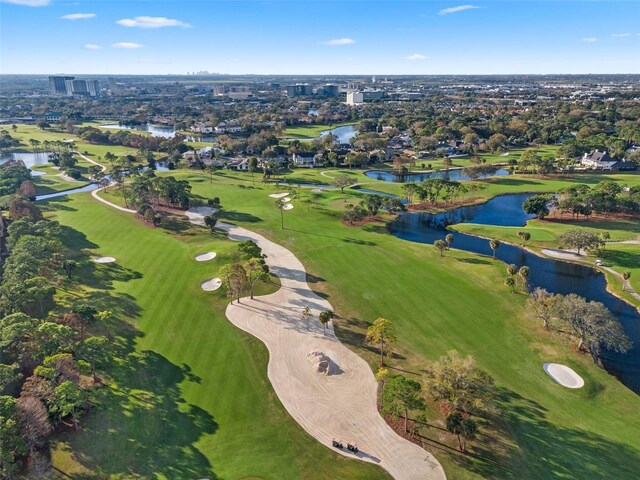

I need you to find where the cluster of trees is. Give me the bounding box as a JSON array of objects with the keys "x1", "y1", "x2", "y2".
[
  {"x1": 0, "y1": 160, "x2": 34, "y2": 199},
  {"x1": 369, "y1": 318, "x2": 495, "y2": 454},
  {"x1": 504, "y1": 264, "x2": 530, "y2": 293},
  {"x1": 120, "y1": 170, "x2": 193, "y2": 211},
  {"x1": 559, "y1": 229, "x2": 606, "y2": 255},
  {"x1": 342, "y1": 194, "x2": 405, "y2": 225},
  {"x1": 0, "y1": 197, "x2": 114, "y2": 476},
  {"x1": 0, "y1": 130, "x2": 21, "y2": 152},
  {"x1": 219, "y1": 240, "x2": 270, "y2": 302},
  {"x1": 528, "y1": 289, "x2": 631, "y2": 355},
  {"x1": 402, "y1": 179, "x2": 487, "y2": 206},
  {"x1": 555, "y1": 181, "x2": 640, "y2": 218},
  {"x1": 76, "y1": 126, "x2": 186, "y2": 153}
]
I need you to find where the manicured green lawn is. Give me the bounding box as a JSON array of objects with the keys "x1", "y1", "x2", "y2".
[
  {"x1": 43, "y1": 158, "x2": 640, "y2": 479},
  {"x1": 44, "y1": 194, "x2": 389, "y2": 480},
  {"x1": 164, "y1": 173, "x2": 640, "y2": 480},
  {"x1": 280, "y1": 121, "x2": 356, "y2": 140},
  {"x1": 31, "y1": 161, "x2": 93, "y2": 195}
]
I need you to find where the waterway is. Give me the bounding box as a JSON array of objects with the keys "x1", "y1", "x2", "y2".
[
  {"x1": 365, "y1": 168, "x2": 510, "y2": 183},
  {"x1": 389, "y1": 193, "x2": 640, "y2": 394}
]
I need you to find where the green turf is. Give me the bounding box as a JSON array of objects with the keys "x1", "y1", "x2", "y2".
[
  {"x1": 43, "y1": 194, "x2": 389, "y2": 480},
  {"x1": 280, "y1": 122, "x2": 356, "y2": 140}
]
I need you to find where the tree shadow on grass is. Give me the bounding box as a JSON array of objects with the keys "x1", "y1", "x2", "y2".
[
  {"x1": 455, "y1": 257, "x2": 492, "y2": 265},
  {"x1": 447, "y1": 387, "x2": 640, "y2": 479},
  {"x1": 334, "y1": 317, "x2": 406, "y2": 361},
  {"x1": 38, "y1": 196, "x2": 79, "y2": 213},
  {"x1": 57, "y1": 349, "x2": 217, "y2": 479},
  {"x1": 218, "y1": 210, "x2": 262, "y2": 223}
]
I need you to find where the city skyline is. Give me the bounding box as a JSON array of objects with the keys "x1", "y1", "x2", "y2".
[{"x1": 1, "y1": 0, "x2": 639, "y2": 75}]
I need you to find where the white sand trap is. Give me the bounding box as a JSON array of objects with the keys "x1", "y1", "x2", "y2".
[
  {"x1": 30, "y1": 170, "x2": 46, "y2": 177},
  {"x1": 282, "y1": 197, "x2": 292, "y2": 202},
  {"x1": 201, "y1": 278, "x2": 222, "y2": 291},
  {"x1": 195, "y1": 252, "x2": 217, "y2": 262},
  {"x1": 93, "y1": 256, "x2": 116, "y2": 264},
  {"x1": 268, "y1": 192, "x2": 289, "y2": 199},
  {"x1": 543, "y1": 363, "x2": 584, "y2": 388},
  {"x1": 282, "y1": 203, "x2": 294, "y2": 210},
  {"x1": 185, "y1": 206, "x2": 218, "y2": 226}
]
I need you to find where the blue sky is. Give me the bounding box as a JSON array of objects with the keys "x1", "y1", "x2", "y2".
[{"x1": 1, "y1": 1, "x2": 639, "y2": 75}]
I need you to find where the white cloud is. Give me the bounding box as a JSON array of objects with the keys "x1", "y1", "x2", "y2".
[
  {"x1": 405, "y1": 54, "x2": 427, "y2": 61},
  {"x1": 84, "y1": 44, "x2": 102, "y2": 50},
  {"x1": 0, "y1": 0, "x2": 50, "y2": 6},
  {"x1": 320, "y1": 38, "x2": 355, "y2": 46},
  {"x1": 116, "y1": 16, "x2": 192, "y2": 29},
  {"x1": 111, "y1": 42, "x2": 145, "y2": 49},
  {"x1": 582, "y1": 37, "x2": 598, "y2": 43},
  {"x1": 438, "y1": 5, "x2": 480, "y2": 15},
  {"x1": 61, "y1": 13, "x2": 95, "y2": 20},
  {"x1": 611, "y1": 33, "x2": 631, "y2": 38}
]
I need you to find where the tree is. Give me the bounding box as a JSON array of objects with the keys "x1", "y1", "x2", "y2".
[
  {"x1": 244, "y1": 257, "x2": 269, "y2": 299},
  {"x1": 318, "y1": 310, "x2": 334, "y2": 335},
  {"x1": 366, "y1": 317, "x2": 397, "y2": 366},
  {"x1": 375, "y1": 367, "x2": 390, "y2": 408},
  {"x1": 382, "y1": 375, "x2": 425, "y2": 433},
  {"x1": 62, "y1": 259, "x2": 78, "y2": 279},
  {"x1": 203, "y1": 215, "x2": 218, "y2": 233},
  {"x1": 489, "y1": 239, "x2": 501, "y2": 260},
  {"x1": 622, "y1": 271, "x2": 631, "y2": 291},
  {"x1": 523, "y1": 194, "x2": 553, "y2": 219},
  {"x1": 238, "y1": 240, "x2": 263, "y2": 260},
  {"x1": 361, "y1": 194, "x2": 383, "y2": 216},
  {"x1": 518, "y1": 266, "x2": 530, "y2": 292},
  {"x1": 49, "y1": 380, "x2": 86, "y2": 429},
  {"x1": 517, "y1": 231, "x2": 531, "y2": 246},
  {"x1": 301, "y1": 306, "x2": 312, "y2": 330},
  {"x1": 560, "y1": 230, "x2": 602, "y2": 255},
  {"x1": 507, "y1": 264, "x2": 518, "y2": 277},
  {"x1": 16, "y1": 396, "x2": 52, "y2": 453},
  {"x1": 78, "y1": 336, "x2": 112, "y2": 382},
  {"x1": 527, "y1": 288, "x2": 561, "y2": 329},
  {"x1": 220, "y1": 263, "x2": 248, "y2": 304},
  {"x1": 434, "y1": 239, "x2": 447, "y2": 257},
  {"x1": 0, "y1": 396, "x2": 26, "y2": 478},
  {"x1": 505, "y1": 276, "x2": 516, "y2": 293},
  {"x1": 445, "y1": 233, "x2": 454, "y2": 250},
  {"x1": 275, "y1": 199, "x2": 286, "y2": 229},
  {"x1": 557, "y1": 294, "x2": 631, "y2": 353},
  {"x1": 332, "y1": 174, "x2": 356, "y2": 194},
  {"x1": 446, "y1": 412, "x2": 477, "y2": 453},
  {"x1": 424, "y1": 350, "x2": 496, "y2": 415}
]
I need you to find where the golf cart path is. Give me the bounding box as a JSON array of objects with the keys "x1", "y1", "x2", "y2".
[
  {"x1": 541, "y1": 248, "x2": 640, "y2": 301},
  {"x1": 215, "y1": 221, "x2": 445, "y2": 480}
]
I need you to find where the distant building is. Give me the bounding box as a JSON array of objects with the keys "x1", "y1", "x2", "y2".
[
  {"x1": 346, "y1": 92, "x2": 364, "y2": 105},
  {"x1": 43, "y1": 112, "x2": 62, "y2": 122},
  {"x1": 318, "y1": 84, "x2": 339, "y2": 97},
  {"x1": 292, "y1": 152, "x2": 316, "y2": 167},
  {"x1": 212, "y1": 84, "x2": 226, "y2": 96},
  {"x1": 49, "y1": 76, "x2": 74, "y2": 95},
  {"x1": 580, "y1": 150, "x2": 637, "y2": 171},
  {"x1": 287, "y1": 84, "x2": 313, "y2": 97}
]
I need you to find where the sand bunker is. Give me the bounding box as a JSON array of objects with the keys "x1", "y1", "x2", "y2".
[
  {"x1": 93, "y1": 256, "x2": 116, "y2": 264},
  {"x1": 543, "y1": 363, "x2": 584, "y2": 388},
  {"x1": 185, "y1": 206, "x2": 218, "y2": 226},
  {"x1": 195, "y1": 252, "x2": 217, "y2": 262},
  {"x1": 201, "y1": 278, "x2": 222, "y2": 291},
  {"x1": 268, "y1": 192, "x2": 289, "y2": 199},
  {"x1": 282, "y1": 204, "x2": 294, "y2": 210},
  {"x1": 282, "y1": 197, "x2": 292, "y2": 202},
  {"x1": 30, "y1": 170, "x2": 46, "y2": 177}
]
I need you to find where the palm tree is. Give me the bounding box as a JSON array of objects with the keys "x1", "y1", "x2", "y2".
[
  {"x1": 319, "y1": 310, "x2": 334, "y2": 335},
  {"x1": 275, "y1": 199, "x2": 286, "y2": 229},
  {"x1": 518, "y1": 266, "x2": 530, "y2": 292},
  {"x1": 517, "y1": 231, "x2": 531, "y2": 246},
  {"x1": 445, "y1": 233, "x2": 454, "y2": 250},
  {"x1": 489, "y1": 239, "x2": 501, "y2": 259},
  {"x1": 507, "y1": 264, "x2": 518, "y2": 277},
  {"x1": 622, "y1": 271, "x2": 631, "y2": 291},
  {"x1": 505, "y1": 276, "x2": 516, "y2": 293}
]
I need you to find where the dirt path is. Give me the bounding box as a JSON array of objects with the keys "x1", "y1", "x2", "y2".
[{"x1": 215, "y1": 220, "x2": 445, "y2": 480}]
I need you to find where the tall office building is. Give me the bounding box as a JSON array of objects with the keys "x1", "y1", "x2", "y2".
[
  {"x1": 286, "y1": 84, "x2": 313, "y2": 97},
  {"x1": 49, "y1": 76, "x2": 75, "y2": 95}
]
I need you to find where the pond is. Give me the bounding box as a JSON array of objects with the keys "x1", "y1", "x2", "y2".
[
  {"x1": 320, "y1": 124, "x2": 358, "y2": 144},
  {"x1": 365, "y1": 168, "x2": 510, "y2": 183},
  {"x1": 100, "y1": 123, "x2": 214, "y2": 142},
  {"x1": 389, "y1": 193, "x2": 640, "y2": 394},
  {"x1": 36, "y1": 183, "x2": 99, "y2": 201},
  {"x1": 0, "y1": 151, "x2": 54, "y2": 169}
]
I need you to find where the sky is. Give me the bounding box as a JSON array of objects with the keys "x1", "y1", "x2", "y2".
[{"x1": 0, "y1": 0, "x2": 639, "y2": 75}]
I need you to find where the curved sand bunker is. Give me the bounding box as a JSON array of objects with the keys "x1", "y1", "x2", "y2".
[
  {"x1": 282, "y1": 197, "x2": 292, "y2": 202},
  {"x1": 195, "y1": 252, "x2": 217, "y2": 262},
  {"x1": 543, "y1": 363, "x2": 584, "y2": 388},
  {"x1": 93, "y1": 256, "x2": 116, "y2": 264},
  {"x1": 201, "y1": 278, "x2": 222, "y2": 291},
  {"x1": 219, "y1": 221, "x2": 445, "y2": 480},
  {"x1": 268, "y1": 192, "x2": 289, "y2": 199},
  {"x1": 282, "y1": 203, "x2": 294, "y2": 210}
]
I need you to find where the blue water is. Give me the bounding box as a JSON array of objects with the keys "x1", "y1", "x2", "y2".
[
  {"x1": 320, "y1": 125, "x2": 358, "y2": 144},
  {"x1": 389, "y1": 193, "x2": 640, "y2": 394},
  {"x1": 35, "y1": 183, "x2": 99, "y2": 201},
  {"x1": 365, "y1": 168, "x2": 510, "y2": 183}
]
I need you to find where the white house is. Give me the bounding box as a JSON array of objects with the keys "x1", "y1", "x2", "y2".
[
  {"x1": 227, "y1": 158, "x2": 249, "y2": 171},
  {"x1": 292, "y1": 152, "x2": 316, "y2": 168},
  {"x1": 580, "y1": 150, "x2": 617, "y2": 170}
]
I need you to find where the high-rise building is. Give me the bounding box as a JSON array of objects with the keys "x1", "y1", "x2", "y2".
[
  {"x1": 86, "y1": 80, "x2": 100, "y2": 97},
  {"x1": 49, "y1": 76, "x2": 74, "y2": 95},
  {"x1": 286, "y1": 84, "x2": 313, "y2": 97}
]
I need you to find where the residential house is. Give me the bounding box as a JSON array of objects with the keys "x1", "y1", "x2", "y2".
[
  {"x1": 227, "y1": 158, "x2": 249, "y2": 171},
  {"x1": 292, "y1": 152, "x2": 317, "y2": 168}
]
